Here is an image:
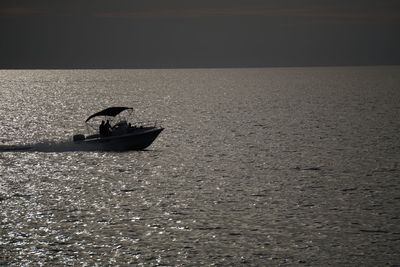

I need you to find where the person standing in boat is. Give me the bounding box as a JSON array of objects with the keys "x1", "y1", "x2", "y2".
[
  {"x1": 99, "y1": 120, "x2": 106, "y2": 136},
  {"x1": 105, "y1": 120, "x2": 112, "y2": 136}
]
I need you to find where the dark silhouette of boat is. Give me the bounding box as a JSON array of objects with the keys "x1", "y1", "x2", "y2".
[{"x1": 73, "y1": 107, "x2": 164, "y2": 151}]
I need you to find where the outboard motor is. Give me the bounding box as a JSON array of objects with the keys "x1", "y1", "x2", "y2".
[{"x1": 73, "y1": 134, "x2": 85, "y2": 142}]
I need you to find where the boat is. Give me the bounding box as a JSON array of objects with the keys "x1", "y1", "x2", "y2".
[{"x1": 73, "y1": 107, "x2": 164, "y2": 151}]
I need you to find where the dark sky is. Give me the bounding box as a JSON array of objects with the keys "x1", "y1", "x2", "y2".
[{"x1": 1, "y1": 0, "x2": 399, "y2": 68}]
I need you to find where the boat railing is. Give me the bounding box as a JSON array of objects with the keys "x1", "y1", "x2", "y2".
[
  {"x1": 85, "y1": 119, "x2": 162, "y2": 136},
  {"x1": 129, "y1": 120, "x2": 162, "y2": 128}
]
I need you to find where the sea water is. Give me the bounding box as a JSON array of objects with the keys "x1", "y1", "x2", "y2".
[{"x1": 0, "y1": 67, "x2": 399, "y2": 265}]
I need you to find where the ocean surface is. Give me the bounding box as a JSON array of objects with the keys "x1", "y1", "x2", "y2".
[{"x1": 0, "y1": 67, "x2": 399, "y2": 266}]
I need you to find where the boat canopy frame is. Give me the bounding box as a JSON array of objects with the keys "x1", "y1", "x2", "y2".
[
  {"x1": 85, "y1": 107, "x2": 133, "y2": 122},
  {"x1": 84, "y1": 106, "x2": 162, "y2": 135}
]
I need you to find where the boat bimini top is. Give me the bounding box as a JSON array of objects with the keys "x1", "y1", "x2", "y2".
[{"x1": 85, "y1": 107, "x2": 133, "y2": 122}]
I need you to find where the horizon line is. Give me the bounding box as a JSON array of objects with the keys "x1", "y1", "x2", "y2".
[{"x1": 1, "y1": 63, "x2": 400, "y2": 71}]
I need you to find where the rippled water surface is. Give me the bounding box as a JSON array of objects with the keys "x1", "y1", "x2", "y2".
[{"x1": 1, "y1": 67, "x2": 400, "y2": 266}]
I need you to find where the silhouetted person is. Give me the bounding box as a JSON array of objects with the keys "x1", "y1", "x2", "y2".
[
  {"x1": 99, "y1": 120, "x2": 106, "y2": 136},
  {"x1": 105, "y1": 120, "x2": 112, "y2": 136}
]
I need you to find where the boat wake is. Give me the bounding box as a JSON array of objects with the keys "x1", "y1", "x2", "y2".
[{"x1": 0, "y1": 140, "x2": 103, "y2": 153}]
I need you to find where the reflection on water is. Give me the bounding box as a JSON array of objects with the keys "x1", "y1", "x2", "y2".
[{"x1": 1, "y1": 67, "x2": 400, "y2": 265}]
